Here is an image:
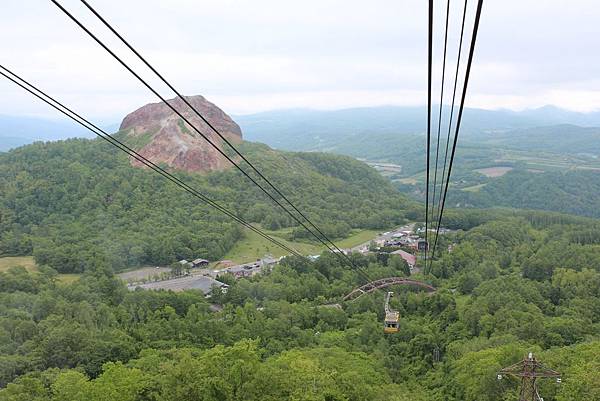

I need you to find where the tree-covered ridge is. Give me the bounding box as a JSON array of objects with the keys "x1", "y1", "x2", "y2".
[
  {"x1": 0, "y1": 209, "x2": 599, "y2": 400},
  {"x1": 449, "y1": 169, "x2": 600, "y2": 218},
  {"x1": 0, "y1": 138, "x2": 412, "y2": 272}
]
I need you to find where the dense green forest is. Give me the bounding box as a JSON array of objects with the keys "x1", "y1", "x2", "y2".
[
  {"x1": 449, "y1": 169, "x2": 600, "y2": 218},
  {"x1": 0, "y1": 208, "x2": 599, "y2": 400},
  {"x1": 0, "y1": 138, "x2": 412, "y2": 273}
]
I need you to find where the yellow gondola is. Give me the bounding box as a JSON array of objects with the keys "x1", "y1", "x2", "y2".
[{"x1": 383, "y1": 291, "x2": 399, "y2": 333}]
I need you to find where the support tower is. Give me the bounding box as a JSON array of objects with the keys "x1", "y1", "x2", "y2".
[{"x1": 497, "y1": 352, "x2": 561, "y2": 401}]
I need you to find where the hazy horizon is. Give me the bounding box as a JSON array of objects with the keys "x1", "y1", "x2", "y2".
[
  {"x1": 4, "y1": 102, "x2": 600, "y2": 124},
  {"x1": 2, "y1": 0, "x2": 600, "y2": 121}
]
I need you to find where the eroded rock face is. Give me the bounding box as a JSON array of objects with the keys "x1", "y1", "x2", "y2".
[{"x1": 119, "y1": 95, "x2": 242, "y2": 173}]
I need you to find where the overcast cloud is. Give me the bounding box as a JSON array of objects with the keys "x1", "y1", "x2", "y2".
[{"x1": 1, "y1": 0, "x2": 599, "y2": 121}]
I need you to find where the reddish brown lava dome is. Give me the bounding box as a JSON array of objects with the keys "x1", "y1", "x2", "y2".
[{"x1": 119, "y1": 95, "x2": 243, "y2": 173}]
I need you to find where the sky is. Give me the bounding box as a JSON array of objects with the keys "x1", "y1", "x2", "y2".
[{"x1": 1, "y1": 0, "x2": 600, "y2": 122}]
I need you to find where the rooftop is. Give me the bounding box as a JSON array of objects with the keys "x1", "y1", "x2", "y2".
[{"x1": 391, "y1": 249, "x2": 417, "y2": 267}]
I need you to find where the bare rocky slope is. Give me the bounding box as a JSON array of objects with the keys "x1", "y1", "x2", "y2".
[{"x1": 119, "y1": 95, "x2": 242, "y2": 173}]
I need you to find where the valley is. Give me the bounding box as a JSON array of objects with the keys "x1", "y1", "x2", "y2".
[
  {"x1": 2, "y1": 1, "x2": 600, "y2": 399},
  {"x1": 240, "y1": 110, "x2": 600, "y2": 219},
  {"x1": 2, "y1": 100, "x2": 600, "y2": 401}
]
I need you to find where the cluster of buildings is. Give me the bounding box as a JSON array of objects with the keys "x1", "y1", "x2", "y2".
[
  {"x1": 383, "y1": 230, "x2": 422, "y2": 249},
  {"x1": 130, "y1": 255, "x2": 281, "y2": 297},
  {"x1": 214, "y1": 255, "x2": 280, "y2": 279},
  {"x1": 178, "y1": 255, "x2": 280, "y2": 280},
  {"x1": 177, "y1": 258, "x2": 209, "y2": 268},
  {"x1": 363, "y1": 229, "x2": 427, "y2": 272}
]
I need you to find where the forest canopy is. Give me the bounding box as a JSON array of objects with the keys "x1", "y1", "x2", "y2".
[
  {"x1": 0, "y1": 208, "x2": 599, "y2": 400},
  {"x1": 0, "y1": 139, "x2": 412, "y2": 273}
]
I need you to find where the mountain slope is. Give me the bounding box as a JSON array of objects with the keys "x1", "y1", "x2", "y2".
[
  {"x1": 0, "y1": 138, "x2": 412, "y2": 273},
  {"x1": 450, "y1": 169, "x2": 600, "y2": 218}
]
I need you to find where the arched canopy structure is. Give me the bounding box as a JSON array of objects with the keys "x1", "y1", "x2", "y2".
[{"x1": 343, "y1": 277, "x2": 436, "y2": 301}]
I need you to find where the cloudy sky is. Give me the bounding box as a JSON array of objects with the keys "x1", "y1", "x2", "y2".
[{"x1": 1, "y1": 0, "x2": 599, "y2": 121}]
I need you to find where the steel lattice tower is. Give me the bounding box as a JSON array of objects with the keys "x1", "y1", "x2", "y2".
[{"x1": 498, "y1": 352, "x2": 561, "y2": 401}]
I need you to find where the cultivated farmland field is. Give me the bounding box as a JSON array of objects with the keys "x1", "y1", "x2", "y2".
[{"x1": 474, "y1": 166, "x2": 513, "y2": 177}]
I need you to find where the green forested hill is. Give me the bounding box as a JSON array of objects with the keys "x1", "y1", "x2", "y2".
[
  {"x1": 0, "y1": 209, "x2": 599, "y2": 400},
  {"x1": 0, "y1": 138, "x2": 412, "y2": 273},
  {"x1": 450, "y1": 169, "x2": 600, "y2": 218}
]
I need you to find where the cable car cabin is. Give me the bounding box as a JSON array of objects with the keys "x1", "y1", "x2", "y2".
[
  {"x1": 417, "y1": 239, "x2": 428, "y2": 252},
  {"x1": 383, "y1": 291, "x2": 399, "y2": 333},
  {"x1": 384, "y1": 310, "x2": 400, "y2": 333}
]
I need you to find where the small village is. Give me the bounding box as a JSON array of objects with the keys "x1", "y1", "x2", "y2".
[
  {"x1": 123, "y1": 254, "x2": 282, "y2": 296},
  {"x1": 123, "y1": 224, "x2": 454, "y2": 297}
]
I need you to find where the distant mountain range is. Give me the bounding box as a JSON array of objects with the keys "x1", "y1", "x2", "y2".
[
  {"x1": 4, "y1": 105, "x2": 600, "y2": 153},
  {"x1": 0, "y1": 114, "x2": 99, "y2": 151},
  {"x1": 235, "y1": 105, "x2": 600, "y2": 151}
]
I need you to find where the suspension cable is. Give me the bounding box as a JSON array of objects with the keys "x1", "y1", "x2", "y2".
[
  {"x1": 429, "y1": 0, "x2": 484, "y2": 267},
  {"x1": 430, "y1": 0, "x2": 451, "y2": 241},
  {"x1": 49, "y1": 0, "x2": 369, "y2": 276},
  {"x1": 0, "y1": 65, "x2": 305, "y2": 259},
  {"x1": 76, "y1": 0, "x2": 349, "y2": 262},
  {"x1": 430, "y1": 0, "x2": 468, "y2": 267},
  {"x1": 425, "y1": 0, "x2": 434, "y2": 265}
]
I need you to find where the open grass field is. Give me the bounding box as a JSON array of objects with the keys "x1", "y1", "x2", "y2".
[
  {"x1": 222, "y1": 228, "x2": 321, "y2": 263},
  {"x1": 396, "y1": 170, "x2": 426, "y2": 185},
  {"x1": 57, "y1": 274, "x2": 81, "y2": 284},
  {"x1": 0, "y1": 256, "x2": 80, "y2": 283},
  {"x1": 462, "y1": 183, "x2": 488, "y2": 192},
  {"x1": 495, "y1": 149, "x2": 600, "y2": 171},
  {"x1": 0, "y1": 256, "x2": 37, "y2": 272},
  {"x1": 221, "y1": 227, "x2": 381, "y2": 263},
  {"x1": 474, "y1": 166, "x2": 513, "y2": 177},
  {"x1": 335, "y1": 229, "x2": 379, "y2": 248}
]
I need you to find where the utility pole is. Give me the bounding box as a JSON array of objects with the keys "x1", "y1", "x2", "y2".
[
  {"x1": 497, "y1": 352, "x2": 561, "y2": 401},
  {"x1": 433, "y1": 346, "x2": 440, "y2": 363}
]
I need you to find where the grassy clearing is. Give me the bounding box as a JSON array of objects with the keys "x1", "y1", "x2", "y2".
[
  {"x1": 0, "y1": 256, "x2": 37, "y2": 272},
  {"x1": 335, "y1": 229, "x2": 379, "y2": 248},
  {"x1": 221, "y1": 227, "x2": 380, "y2": 263},
  {"x1": 474, "y1": 166, "x2": 513, "y2": 177},
  {"x1": 222, "y1": 228, "x2": 321, "y2": 263},
  {"x1": 496, "y1": 149, "x2": 600, "y2": 171},
  {"x1": 462, "y1": 183, "x2": 487, "y2": 192},
  {"x1": 0, "y1": 256, "x2": 80, "y2": 283},
  {"x1": 396, "y1": 174, "x2": 422, "y2": 185},
  {"x1": 57, "y1": 274, "x2": 81, "y2": 284}
]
